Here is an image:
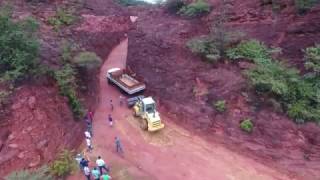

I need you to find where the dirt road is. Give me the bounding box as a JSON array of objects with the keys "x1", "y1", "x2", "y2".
[{"x1": 68, "y1": 38, "x2": 290, "y2": 180}]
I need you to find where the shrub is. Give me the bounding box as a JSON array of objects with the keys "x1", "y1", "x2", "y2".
[
  {"x1": 165, "y1": 0, "x2": 186, "y2": 14},
  {"x1": 186, "y1": 36, "x2": 220, "y2": 63},
  {"x1": 213, "y1": 100, "x2": 226, "y2": 112},
  {"x1": 304, "y1": 44, "x2": 320, "y2": 74},
  {"x1": 178, "y1": 0, "x2": 211, "y2": 17},
  {"x1": 240, "y1": 118, "x2": 253, "y2": 133},
  {"x1": 48, "y1": 8, "x2": 76, "y2": 30},
  {"x1": 295, "y1": 0, "x2": 319, "y2": 13},
  {"x1": 72, "y1": 51, "x2": 102, "y2": 70},
  {"x1": 5, "y1": 166, "x2": 53, "y2": 180},
  {"x1": 0, "y1": 13, "x2": 39, "y2": 82},
  {"x1": 50, "y1": 150, "x2": 77, "y2": 177},
  {"x1": 54, "y1": 64, "x2": 84, "y2": 119},
  {"x1": 229, "y1": 39, "x2": 320, "y2": 123},
  {"x1": 227, "y1": 40, "x2": 273, "y2": 63},
  {"x1": 115, "y1": 0, "x2": 147, "y2": 6}
]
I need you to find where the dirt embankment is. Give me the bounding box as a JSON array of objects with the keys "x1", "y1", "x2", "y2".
[
  {"x1": 0, "y1": 0, "x2": 130, "y2": 176},
  {"x1": 126, "y1": 2, "x2": 320, "y2": 179}
]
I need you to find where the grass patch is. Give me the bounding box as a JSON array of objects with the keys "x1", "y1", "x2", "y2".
[
  {"x1": 50, "y1": 150, "x2": 77, "y2": 178},
  {"x1": 240, "y1": 118, "x2": 253, "y2": 133},
  {"x1": 178, "y1": 0, "x2": 211, "y2": 18},
  {"x1": 213, "y1": 100, "x2": 226, "y2": 112},
  {"x1": 48, "y1": 8, "x2": 76, "y2": 30}
]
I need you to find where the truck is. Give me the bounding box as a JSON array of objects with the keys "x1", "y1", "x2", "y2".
[
  {"x1": 129, "y1": 96, "x2": 165, "y2": 132},
  {"x1": 106, "y1": 68, "x2": 146, "y2": 95}
]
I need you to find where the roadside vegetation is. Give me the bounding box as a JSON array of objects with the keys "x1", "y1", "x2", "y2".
[
  {"x1": 0, "y1": 8, "x2": 40, "y2": 83},
  {"x1": 54, "y1": 40, "x2": 102, "y2": 119},
  {"x1": 48, "y1": 8, "x2": 76, "y2": 31},
  {"x1": 240, "y1": 118, "x2": 253, "y2": 133},
  {"x1": 50, "y1": 150, "x2": 77, "y2": 178},
  {"x1": 227, "y1": 40, "x2": 320, "y2": 123},
  {"x1": 213, "y1": 100, "x2": 227, "y2": 112},
  {"x1": 294, "y1": 0, "x2": 320, "y2": 13},
  {"x1": 5, "y1": 166, "x2": 53, "y2": 180},
  {"x1": 166, "y1": 0, "x2": 211, "y2": 17}
]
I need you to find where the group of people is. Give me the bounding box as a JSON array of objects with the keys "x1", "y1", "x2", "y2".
[
  {"x1": 78, "y1": 95, "x2": 125, "y2": 179},
  {"x1": 76, "y1": 154, "x2": 112, "y2": 180}
]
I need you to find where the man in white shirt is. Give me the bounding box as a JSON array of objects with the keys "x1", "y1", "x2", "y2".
[
  {"x1": 96, "y1": 156, "x2": 109, "y2": 175},
  {"x1": 85, "y1": 131, "x2": 91, "y2": 139},
  {"x1": 86, "y1": 138, "x2": 93, "y2": 152},
  {"x1": 83, "y1": 166, "x2": 91, "y2": 180}
]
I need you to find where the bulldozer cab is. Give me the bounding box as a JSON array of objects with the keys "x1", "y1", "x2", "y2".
[{"x1": 142, "y1": 97, "x2": 156, "y2": 114}]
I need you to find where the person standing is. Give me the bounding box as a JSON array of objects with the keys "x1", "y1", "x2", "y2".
[
  {"x1": 110, "y1": 99, "x2": 114, "y2": 111},
  {"x1": 115, "y1": 136, "x2": 123, "y2": 154},
  {"x1": 86, "y1": 138, "x2": 93, "y2": 152},
  {"x1": 101, "y1": 173, "x2": 112, "y2": 180},
  {"x1": 96, "y1": 156, "x2": 109, "y2": 175},
  {"x1": 119, "y1": 95, "x2": 124, "y2": 106},
  {"x1": 108, "y1": 114, "x2": 113, "y2": 127},
  {"x1": 83, "y1": 166, "x2": 91, "y2": 180},
  {"x1": 85, "y1": 130, "x2": 91, "y2": 139},
  {"x1": 75, "y1": 154, "x2": 83, "y2": 170},
  {"x1": 88, "y1": 111, "x2": 94, "y2": 121},
  {"x1": 91, "y1": 167, "x2": 100, "y2": 180}
]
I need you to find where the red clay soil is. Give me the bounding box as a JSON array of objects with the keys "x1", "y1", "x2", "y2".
[
  {"x1": 68, "y1": 38, "x2": 290, "y2": 180},
  {"x1": 125, "y1": 3, "x2": 320, "y2": 180},
  {"x1": 0, "y1": 85, "x2": 84, "y2": 176}
]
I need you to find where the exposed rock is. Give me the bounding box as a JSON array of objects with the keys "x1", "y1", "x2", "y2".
[
  {"x1": 28, "y1": 96, "x2": 36, "y2": 110},
  {"x1": 37, "y1": 139, "x2": 49, "y2": 149},
  {"x1": 8, "y1": 144, "x2": 19, "y2": 149},
  {"x1": 28, "y1": 155, "x2": 41, "y2": 168},
  {"x1": 7, "y1": 133, "x2": 15, "y2": 141},
  {"x1": 18, "y1": 151, "x2": 26, "y2": 159}
]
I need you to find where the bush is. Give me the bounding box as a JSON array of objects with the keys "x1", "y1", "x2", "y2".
[
  {"x1": 115, "y1": 0, "x2": 147, "y2": 6},
  {"x1": 0, "y1": 12, "x2": 39, "y2": 82},
  {"x1": 295, "y1": 0, "x2": 319, "y2": 13},
  {"x1": 304, "y1": 44, "x2": 320, "y2": 74},
  {"x1": 227, "y1": 40, "x2": 273, "y2": 63},
  {"x1": 213, "y1": 100, "x2": 226, "y2": 112},
  {"x1": 50, "y1": 150, "x2": 77, "y2": 177},
  {"x1": 178, "y1": 0, "x2": 211, "y2": 17},
  {"x1": 240, "y1": 118, "x2": 253, "y2": 133},
  {"x1": 72, "y1": 52, "x2": 102, "y2": 70},
  {"x1": 186, "y1": 36, "x2": 220, "y2": 63},
  {"x1": 48, "y1": 8, "x2": 76, "y2": 30},
  {"x1": 229, "y1": 39, "x2": 320, "y2": 123},
  {"x1": 54, "y1": 64, "x2": 84, "y2": 119},
  {"x1": 165, "y1": 0, "x2": 186, "y2": 14},
  {"x1": 5, "y1": 166, "x2": 53, "y2": 180}
]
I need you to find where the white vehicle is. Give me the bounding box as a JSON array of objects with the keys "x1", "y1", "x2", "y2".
[{"x1": 106, "y1": 68, "x2": 146, "y2": 95}]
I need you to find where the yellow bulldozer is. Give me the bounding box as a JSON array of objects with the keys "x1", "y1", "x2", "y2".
[{"x1": 128, "y1": 96, "x2": 164, "y2": 132}]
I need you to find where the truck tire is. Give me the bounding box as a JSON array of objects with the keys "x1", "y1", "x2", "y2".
[{"x1": 140, "y1": 119, "x2": 148, "y2": 131}]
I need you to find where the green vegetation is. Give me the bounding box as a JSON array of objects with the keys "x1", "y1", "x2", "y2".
[
  {"x1": 228, "y1": 40, "x2": 320, "y2": 123},
  {"x1": 304, "y1": 44, "x2": 320, "y2": 74},
  {"x1": 213, "y1": 100, "x2": 226, "y2": 112},
  {"x1": 226, "y1": 40, "x2": 278, "y2": 63},
  {"x1": 0, "y1": 12, "x2": 39, "y2": 82},
  {"x1": 294, "y1": 0, "x2": 320, "y2": 13},
  {"x1": 165, "y1": 0, "x2": 186, "y2": 14},
  {"x1": 54, "y1": 64, "x2": 84, "y2": 119},
  {"x1": 48, "y1": 8, "x2": 76, "y2": 30},
  {"x1": 115, "y1": 0, "x2": 147, "y2": 6},
  {"x1": 240, "y1": 118, "x2": 253, "y2": 133},
  {"x1": 186, "y1": 36, "x2": 220, "y2": 63},
  {"x1": 178, "y1": 0, "x2": 211, "y2": 17},
  {"x1": 5, "y1": 166, "x2": 53, "y2": 180},
  {"x1": 50, "y1": 150, "x2": 77, "y2": 177},
  {"x1": 72, "y1": 51, "x2": 102, "y2": 70}
]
